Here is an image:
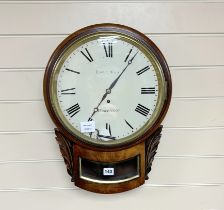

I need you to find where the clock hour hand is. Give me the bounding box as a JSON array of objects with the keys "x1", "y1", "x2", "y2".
[{"x1": 88, "y1": 91, "x2": 108, "y2": 120}]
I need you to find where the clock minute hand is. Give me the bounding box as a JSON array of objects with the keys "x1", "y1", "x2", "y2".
[
  {"x1": 108, "y1": 51, "x2": 138, "y2": 92},
  {"x1": 88, "y1": 51, "x2": 138, "y2": 120}
]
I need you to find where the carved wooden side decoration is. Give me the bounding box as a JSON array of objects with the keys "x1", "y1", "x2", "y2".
[
  {"x1": 55, "y1": 129, "x2": 74, "y2": 181},
  {"x1": 145, "y1": 126, "x2": 163, "y2": 179}
]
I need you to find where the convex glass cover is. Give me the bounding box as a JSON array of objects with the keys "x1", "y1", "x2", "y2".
[{"x1": 45, "y1": 25, "x2": 170, "y2": 147}]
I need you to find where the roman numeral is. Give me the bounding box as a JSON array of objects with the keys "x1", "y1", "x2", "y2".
[
  {"x1": 81, "y1": 48, "x2": 94, "y2": 62},
  {"x1": 106, "y1": 123, "x2": 112, "y2": 136},
  {"x1": 66, "y1": 103, "x2": 80, "y2": 117},
  {"x1": 61, "y1": 88, "x2": 76, "y2": 95},
  {"x1": 124, "y1": 48, "x2": 133, "y2": 62},
  {"x1": 65, "y1": 68, "x2": 80, "y2": 74},
  {"x1": 141, "y1": 87, "x2": 156, "y2": 94},
  {"x1": 103, "y1": 43, "x2": 113, "y2": 57},
  {"x1": 135, "y1": 104, "x2": 150, "y2": 116},
  {"x1": 125, "y1": 120, "x2": 133, "y2": 129},
  {"x1": 136, "y1": 66, "x2": 150, "y2": 76}
]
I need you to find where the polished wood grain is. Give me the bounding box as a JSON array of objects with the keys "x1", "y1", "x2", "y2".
[{"x1": 54, "y1": 119, "x2": 163, "y2": 193}]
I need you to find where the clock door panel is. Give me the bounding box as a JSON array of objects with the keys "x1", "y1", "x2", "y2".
[{"x1": 74, "y1": 142, "x2": 145, "y2": 194}]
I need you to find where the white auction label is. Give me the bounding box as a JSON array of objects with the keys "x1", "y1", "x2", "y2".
[
  {"x1": 103, "y1": 168, "x2": 114, "y2": 176},
  {"x1": 80, "y1": 121, "x2": 95, "y2": 133}
]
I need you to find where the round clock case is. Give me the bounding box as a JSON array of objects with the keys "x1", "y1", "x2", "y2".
[{"x1": 43, "y1": 23, "x2": 172, "y2": 193}]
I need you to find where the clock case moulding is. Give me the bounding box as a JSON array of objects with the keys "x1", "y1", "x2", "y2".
[{"x1": 43, "y1": 23, "x2": 172, "y2": 194}]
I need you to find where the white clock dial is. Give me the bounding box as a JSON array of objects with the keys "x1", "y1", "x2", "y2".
[{"x1": 51, "y1": 33, "x2": 165, "y2": 146}]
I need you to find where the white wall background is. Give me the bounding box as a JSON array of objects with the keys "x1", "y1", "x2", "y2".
[{"x1": 0, "y1": 1, "x2": 224, "y2": 209}]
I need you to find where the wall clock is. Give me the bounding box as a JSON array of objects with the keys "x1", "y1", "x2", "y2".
[{"x1": 43, "y1": 23, "x2": 172, "y2": 193}]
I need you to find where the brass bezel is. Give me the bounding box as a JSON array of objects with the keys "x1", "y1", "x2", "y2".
[{"x1": 49, "y1": 32, "x2": 166, "y2": 147}]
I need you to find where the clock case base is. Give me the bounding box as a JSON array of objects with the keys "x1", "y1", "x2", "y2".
[{"x1": 55, "y1": 126, "x2": 162, "y2": 194}]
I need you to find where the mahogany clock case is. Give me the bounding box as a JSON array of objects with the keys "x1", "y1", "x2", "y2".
[{"x1": 43, "y1": 23, "x2": 172, "y2": 151}]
